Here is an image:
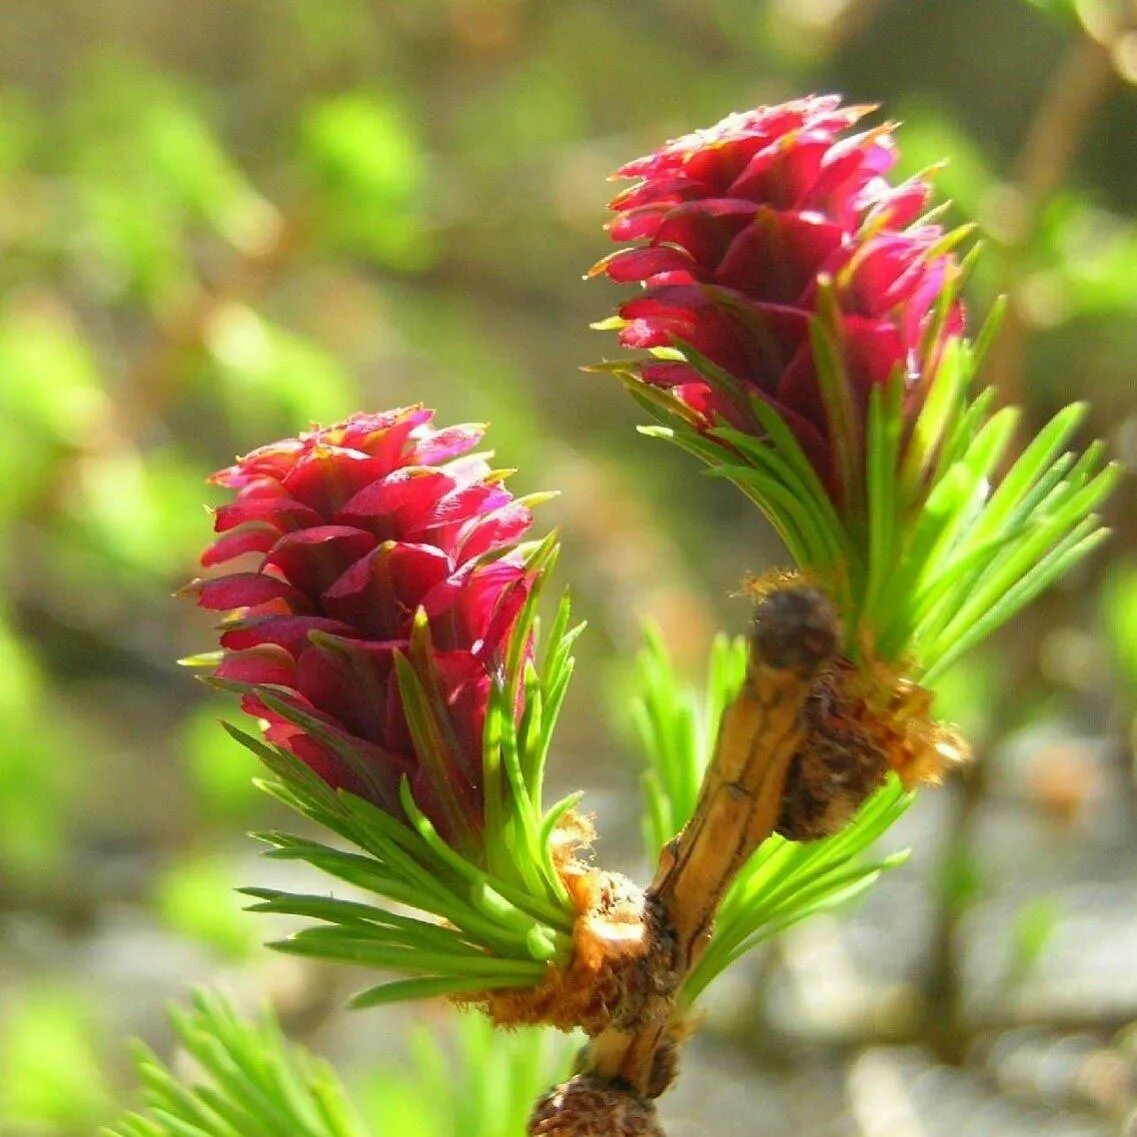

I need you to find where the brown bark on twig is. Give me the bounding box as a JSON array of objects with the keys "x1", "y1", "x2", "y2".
[{"x1": 553, "y1": 589, "x2": 840, "y2": 1120}]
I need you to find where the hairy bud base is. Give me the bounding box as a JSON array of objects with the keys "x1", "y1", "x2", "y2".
[
  {"x1": 528, "y1": 1075, "x2": 664, "y2": 1137},
  {"x1": 467, "y1": 857, "x2": 676, "y2": 1035}
]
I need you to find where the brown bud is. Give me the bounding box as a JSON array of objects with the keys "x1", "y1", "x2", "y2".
[
  {"x1": 776, "y1": 666, "x2": 889, "y2": 840},
  {"x1": 528, "y1": 1075, "x2": 665, "y2": 1136},
  {"x1": 750, "y1": 587, "x2": 839, "y2": 675},
  {"x1": 646, "y1": 1031, "x2": 681, "y2": 1099}
]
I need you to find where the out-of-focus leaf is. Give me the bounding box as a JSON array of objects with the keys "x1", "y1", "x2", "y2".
[
  {"x1": 361, "y1": 1062, "x2": 445, "y2": 1136},
  {"x1": 0, "y1": 611, "x2": 74, "y2": 878},
  {"x1": 1009, "y1": 895, "x2": 1060, "y2": 983},
  {"x1": 77, "y1": 177, "x2": 189, "y2": 303},
  {"x1": 62, "y1": 448, "x2": 209, "y2": 581},
  {"x1": 1037, "y1": 197, "x2": 1137, "y2": 320},
  {"x1": 929, "y1": 648, "x2": 997, "y2": 745},
  {"x1": 202, "y1": 304, "x2": 357, "y2": 434},
  {"x1": 300, "y1": 93, "x2": 434, "y2": 270},
  {"x1": 0, "y1": 87, "x2": 38, "y2": 177},
  {"x1": 1102, "y1": 562, "x2": 1137, "y2": 692},
  {"x1": 892, "y1": 103, "x2": 997, "y2": 222},
  {"x1": 454, "y1": 61, "x2": 585, "y2": 167},
  {"x1": 133, "y1": 87, "x2": 278, "y2": 255},
  {"x1": 358, "y1": 1014, "x2": 572, "y2": 1137},
  {"x1": 66, "y1": 62, "x2": 191, "y2": 303},
  {"x1": 361, "y1": 1077, "x2": 443, "y2": 1136},
  {"x1": 0, "y1": 299, "x2": 104, "y2": 437},
  {"x1": 180, "y1": 701, "x2": 264, "y2": 819},
  {"x1": 155, "y1": 851, "x2": 257, "y2": 959},
  {"x1": 942, "y1": 843, "x2": 985, "y2": 915},
  {"x1": 1021, "y1": 0, "x2": 1079, "y2": 19},
  {"x1": 67, "y1": 56, "x2": 272, "y2": 302},
  {"x1": 0, "y1": 297, "x2": 107, "y2": 526},
  {"x1": 0, "y1": 988, "x2": 113, "y2": 1129}
]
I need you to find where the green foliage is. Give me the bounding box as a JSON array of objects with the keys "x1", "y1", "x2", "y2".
[
  {"x1": 82, "y1": 63, "x2": 271, "y2": 255},
  {"x1": 453, "y1": 61, "x2": 586, "y2": 167},
  {"x1": 300, "y1": 93, "x2": 434, "y2": 271},
  {"x1": 156, "y1": 852, "x2": 258, "y2": 960},
  {"x1": 0, "y1": 298, "x2": 107, "y2": 530},
  {"x1": 1101, "y1": 562, "x2": 1137, "y2": 693},
  {"x1": 634, "y1": 626, "x2": 747, "y2": 858},
  {"x1": 630, "y1": 630, "x2": 913, "y2": 1007},
  {"x1": 0, "y1": 11, "x2": 1131, "y2": 1132},
  {"x1": 0, "y1": 609, "x2": 75, "y2": 879},
  {"x1": 362, "y1": 1015, "x2": 573, "y2": 1137},
  {"x1": 201, "y1": 307, "x2": 358, "y2": 437},
  {"x1": 105, "y1": 992, "x2": 571, "y2": 1137},
  {"x1": 238, "y1": 744, "x2": 566, "y2": 1006},
  {"x1": 684, "y1": 778, "x2": 911, "y2": 1006},
  {"x1": 181, "y1": 702, "x2": 265, "y2": 819},
  {"x1": 0, "y1": 299, "x2": 104, "y2": 442},
  {"x1": 65, "y1": 447, "x2": 210, "y2": 581},
  {"x1": 1021, "y1": 0, "x2": 1080, "y2": 20},
  {"x1": 1009, "y1": 895, "x2": 1061, "y2": 984},
  {"x1": 905, "y1": 397, "x2": 1116, "y2": 683},
  {"x1": 1, "y1": 988, "x2": 113, "y2": 1131},
  {"x1": 0, "y1": 87, "x2": 38, "y2": 177},
  {"x1": 104, "y1": 991, "x2": 373, "y2": 1137},
  {"x1": 940, "y1": 843, "x2": 985, "y2": 916},
  {"x1": 1037, "y1": 197, "x2": 1137, "y2": 321},
  {"x1": 475, "y1": 546, "x2": 587, "y2": 903},
  {"x1": 66, "y1": 57, "x2": 271, "y2": 304}
]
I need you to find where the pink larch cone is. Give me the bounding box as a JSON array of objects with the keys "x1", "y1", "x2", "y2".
[
  {"x1": 185, "y1": 407, "x2": 542, "y2": 852},
  {"x1": 593, "y1": 95, "x2": 966, "y2": 506}
]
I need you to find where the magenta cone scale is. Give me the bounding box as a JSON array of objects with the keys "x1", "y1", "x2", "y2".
[
  {"x1": 187, "y1": 407, "x2": 542, "y2": 848},
  {"x1": 594, "y1": 96, "x2": 965, "y2": 506}
]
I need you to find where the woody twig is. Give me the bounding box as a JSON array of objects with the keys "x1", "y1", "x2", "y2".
[{"x1": 530, "y1": 588, "x2": 839, "y2": 1135}]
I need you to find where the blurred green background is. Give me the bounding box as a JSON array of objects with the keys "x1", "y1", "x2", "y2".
[{"x1": 1, "y1": 0, "x2": 1136, "y2": 1134}]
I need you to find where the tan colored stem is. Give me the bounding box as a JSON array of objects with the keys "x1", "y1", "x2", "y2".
[
  {"x1": 650, "y1": 659, "x2": 813, "y2": 961},
  {"x1": 583, "y1": 590, "x2": 837, "y2": 1097}
]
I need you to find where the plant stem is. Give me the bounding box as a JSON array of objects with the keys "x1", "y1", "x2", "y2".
[{"x1": 582, "y1": 589, "x2": 839, "y2": 1098}]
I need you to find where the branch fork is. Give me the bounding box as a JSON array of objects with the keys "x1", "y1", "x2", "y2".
[{"x1": 527, "y1": 586, "x2": 840, "y2": 1134}]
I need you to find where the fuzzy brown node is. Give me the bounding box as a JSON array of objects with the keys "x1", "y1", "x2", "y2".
[
  {"x1": 604, "y1": 890, "x2": 681, "y2": 1032},
  {"x1": 643, "y1": 1012, "x2": 697, "y2": 1099},
  {"x1": 750, "y1": 586, "x2": 840, "y2": 675},
  {"x1": 528, "y1": 1075, "x2": 665, "y2": 1137},
  {"x1": 776, "y1": 659, "x2": 971, "y2": 841},
  {"x1": 861, "y1": 669, "x2": 971, "y2": 788},
  {"x1": 776, "y1": 661, "x2": 890, "y2": 840},
  {"x1": 466, "y1": 853, "x2": 669, "y2": 1035}
]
